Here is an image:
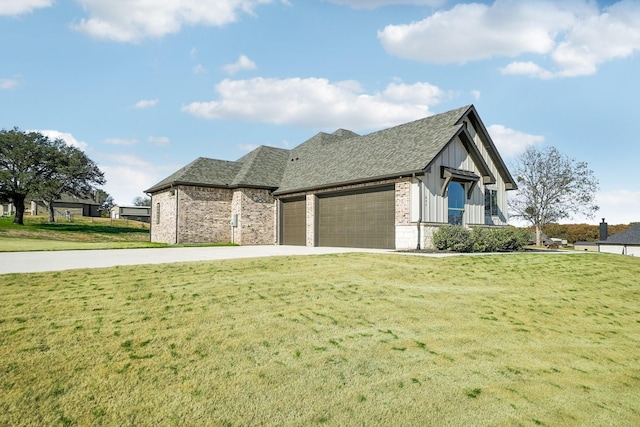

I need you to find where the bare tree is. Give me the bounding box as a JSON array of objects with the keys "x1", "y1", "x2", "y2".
[
  {"x1": 132, "y1": 195, "x2": 151, "y2": 206},
  {"x1": 509, "y1": 146, "x2": 599, "y2": 246}
]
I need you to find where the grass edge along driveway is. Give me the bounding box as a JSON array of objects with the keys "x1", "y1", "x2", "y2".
[{"x1": 1, "y1": 252, "x2": 639, "y2": 426}]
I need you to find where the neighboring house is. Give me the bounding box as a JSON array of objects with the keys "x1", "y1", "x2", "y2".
[
  {"x1": 111, "y1": 205, "x2": 151, "y2": 223},
  {"x1": 598, "y1": 225, "x2": 640, "y2": 256},
  {"x1": 1, "y1": 202, "x2": 14, "y2": 217},
  {"x1": 30, "y1": 193, "x2": 100, "y2": 218},
  {"x1": 146, "y1": 105, "x2": 518, "y2": 249}
]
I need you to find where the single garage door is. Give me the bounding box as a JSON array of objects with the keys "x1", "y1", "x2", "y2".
[
  {"x1": 317, "y1": 186, "x2": 395, "y2": 249},
  {"x1": 281, "y1": 198, "x2": 306, "y2": 245}
]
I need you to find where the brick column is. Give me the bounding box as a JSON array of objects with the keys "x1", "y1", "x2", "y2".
[{"x1": 306, "y1": 194, "x2": 316, "y2": 247}]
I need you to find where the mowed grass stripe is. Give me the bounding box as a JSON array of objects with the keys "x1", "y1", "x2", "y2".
[{"x1": 0, "y1": 253, "x2": 639, "y2": 426}]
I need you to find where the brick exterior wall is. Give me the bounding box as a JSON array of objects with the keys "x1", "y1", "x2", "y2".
[
  {"x1": 152, "y1": 178, "x2": 416, "y2": 249},
  {"x1": 231, "y1": 188, "x2": 276, "y2": 245},
  {"x1": 150, "y1": 188, "x2": 177, "y2": 244},
  {"x1": 395, "y1": 179, "x2": 411, "y2": 226},
  {"x1": 177, "y1": 186, "x2": 233, "y2": 244},
  {"x1": 305, "y1": 194, "x2": 316, "y2": 246}
]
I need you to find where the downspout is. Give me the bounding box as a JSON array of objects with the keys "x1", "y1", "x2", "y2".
[
  {"x1": 174, "y1": 186, "x2": 179, "y2": 245},
  {"x1": 414, "y1": 173, "x2": 424, "y2": 250},
  {"x1": 145, "y1": 192, "x2": 152, "y2": 242}
]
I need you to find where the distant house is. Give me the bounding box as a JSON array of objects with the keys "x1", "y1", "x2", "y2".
[
  {"x1": 599, "y1": 225, "x2": 640, "y2": 256},
  {"x1": 0, "y1": 202, "x2": 14, "y2": 217},
  {"x1": 111, "y1": 205, "x2": 151, "y2": 223},
  {"x1": 30, "y1": 193, "x2": 100, "y2": 218},
  {"x1": 146, "y1": 105, "x2": 518, "y2": 249}
]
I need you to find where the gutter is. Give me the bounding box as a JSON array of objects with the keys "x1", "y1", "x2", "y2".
[{"x1": 272, "y1": 170, "x2": 423, "y2": 196}]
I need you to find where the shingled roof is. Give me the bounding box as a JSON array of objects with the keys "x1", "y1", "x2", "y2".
[
  {"x1": 145, "y1": 157, "x2": 242, "y2": 193},
  {"x1": 274, "y1": 105, "x2": 497, "y2": 194},
  {"x1": 603, "y1": 225, "x2": 640, "y2": 245},
  {"x1": 232, "y1": 146, "x2": 289, "y2": 188},
  {"x1": 146, "y1": 105, "x2": 517, "y2": 196}
]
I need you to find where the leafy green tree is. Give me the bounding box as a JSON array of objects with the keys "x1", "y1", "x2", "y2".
[
  {"x1": 0, "y1": 128, "x2": 105, "y2": 224},
  {"x1": 34, "y1": 143, "x2": 105, "y2": 222},
  {"x1": 509, "y1": 146, "x2": 599, "y2": 246},
  {"x1": 94, "y1": 189, "x2": 114, "y2": 217}
]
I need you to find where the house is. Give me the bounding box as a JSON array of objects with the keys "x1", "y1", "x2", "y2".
[
  {"x1": 29, "y1": 193, "x2": 101, "y2": 218},
  {"x1": 598, "y1": 225, "x2": 640, "y2": 256},
  {"x1": 145, "y1": 105, "x2": 517, "y2": 249},
  {"x1": 111, "y1": 205, "x2": 151, "y2": 223}
]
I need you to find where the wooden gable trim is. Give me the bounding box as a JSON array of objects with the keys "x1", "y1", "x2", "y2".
[
  {"x1": 440, "y1": 166, "x2": 480, "y2": 199},
  {"x1": 458, "y1": 106, "x2": 518, "y2": 190},
  {"x1": 456, "y1": 127, "x2": 496, "y2": 185}
]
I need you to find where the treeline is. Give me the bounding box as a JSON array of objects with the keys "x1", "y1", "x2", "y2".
[{"x1": 541, "y1": 223, "x2": 637, "y2": 243}]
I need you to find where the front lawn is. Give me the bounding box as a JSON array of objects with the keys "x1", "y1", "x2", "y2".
[
  {"x1": 1, "y1": 253, "x2": 639, "y2": 426},
  {"x1": 0, "y1": 216, "x2": 158, "y2": 251}
]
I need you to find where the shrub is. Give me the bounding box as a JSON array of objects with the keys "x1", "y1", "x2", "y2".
[
  {"x1": 433, "y1": 226, "x2": 529, "y2": 253},
  {"x1": 432, "y1": 225, "x2": 472, "y2": 252}
]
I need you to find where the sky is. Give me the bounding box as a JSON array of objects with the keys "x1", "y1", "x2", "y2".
[{"x1": 1, "y1": 0, "x2": 639, "y2": 225}]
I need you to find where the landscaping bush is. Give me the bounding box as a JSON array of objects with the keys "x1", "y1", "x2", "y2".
[
  {"x1": 434, "y1": 225, "x2": 529, "y2": 252},
  {"x1": 432, "y1": 225, "x2": 472, "y2": 252}
]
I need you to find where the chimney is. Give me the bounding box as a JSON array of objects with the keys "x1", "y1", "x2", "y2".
[{"x1": 599, "y1": 218, "x2": 608, "y2": 241}]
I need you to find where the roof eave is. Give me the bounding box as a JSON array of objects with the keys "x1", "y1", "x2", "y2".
[{"x1": 273, "y1": 170, "x2": 424, "y2": 196}]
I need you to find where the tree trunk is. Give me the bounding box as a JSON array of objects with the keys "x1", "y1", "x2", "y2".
[
  {"x1": 535, "y1": 224, "x2": 542, "y2": 247},
  {"x1": 12, "y1": 195, "x2": 26, "y2": 225},
  {"x1": 46, "y1": 201, "x2": 56, "y2": 223}
]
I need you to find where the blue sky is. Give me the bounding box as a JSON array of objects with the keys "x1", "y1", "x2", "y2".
[{"x1": 1, "y1": 0, "x2": 638, "y2": 224}]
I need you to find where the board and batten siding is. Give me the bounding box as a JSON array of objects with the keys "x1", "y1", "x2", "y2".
[
  {"x1": 467, "y1": 118, "x2": 509, "y2": 225},
  {"x1": 409, "y1": 125, "x2": 510, "y2": 226}
]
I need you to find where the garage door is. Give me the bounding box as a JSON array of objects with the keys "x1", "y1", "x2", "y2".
[
  {"x1": 317, "y1": 186, "x2": 395, "y2": 249},
  {"x1": 281, "y1": 198, "x2": 306, "y2": 245}
]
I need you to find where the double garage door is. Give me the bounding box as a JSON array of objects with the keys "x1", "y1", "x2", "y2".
[{"x1": 281, "y1": 186, "x2": 395, "y2": 249}]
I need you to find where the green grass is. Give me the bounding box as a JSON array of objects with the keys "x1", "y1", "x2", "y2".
[
  {"x1": 0, "y1": 215, "x2": 160, "y2": 251},
  {"x1": 1, "y1": 253, "x2": 639, "y2": 426}
]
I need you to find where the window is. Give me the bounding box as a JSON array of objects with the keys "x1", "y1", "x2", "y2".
[
  {"x1": 484, "y1": 189, "x2": 498, "y2": 217},
  {"x1": 156, "y1": 203, "x2": 160, "y2": 224},
  {"x1": 447, "y1": 182, "x2": 465, "y2": 225}
]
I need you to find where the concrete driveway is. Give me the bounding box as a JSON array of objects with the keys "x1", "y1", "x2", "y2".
[{"x1": 0, "y1": 246, "x2": 393, "y2": 274}]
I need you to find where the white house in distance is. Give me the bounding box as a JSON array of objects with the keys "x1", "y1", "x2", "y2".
[
  {"x1": 599, "y1": 224, "x2": 640, "y2": 256},
  {"x1": 145, "y1": 105, "x2": 518, "y2": 250},
  {"x1": 110, "y1": 205, "x2": 151, "y2": 223}
]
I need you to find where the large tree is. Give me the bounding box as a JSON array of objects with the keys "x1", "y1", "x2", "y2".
[
  {"x1": 0, "y1": 128, "x2": 105, "y2": 224},
  {"x1": 509, "y1": 146, "x2": 599, "y2": 246},
  {"x1": 34, "y1": 143, "x2": 105, "y2": 222}
]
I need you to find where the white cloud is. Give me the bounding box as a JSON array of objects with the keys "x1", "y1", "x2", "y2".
[
  {"x1": 487, "y1": 124, "x2": 544, "y2": 158},
  {"x1": 223, "y1": 55, "x2": 257, "y2": 75},
  {"x1": 325, "y1": 0, "x2": 445, "y2": 8},
  {"x1": 238, "y1": 143, "x2": 259, "y2": 152},
  {"x1": 148, "y1": 136, "x2": 170, "y2": 146},
  {"x1": 379, "y1": 0, "x2": 640, "y2": 78},
  {"x1": 72, "y1": 0, "x2": 273, "y2": 42},
  {"x1": 193, "y1": 64, "x2": 207, "y2": 74},
  {"x1": 38, "y1": 130, "x2": 88, "y2": 151},
  {"x1": 182, "y1": 77, "x2": 444, "y2": 130},
  {"x1": 500, "y1": 61, "x2": 554, "y2": 80},
  {"x1": 470, "y1": 89, "x2": 481, "y2": 100},
  {"x1": 132, "y1": 99, "x2": 159, "y2": 109},
  {"x1": 103, "y1": 138, "x2": 138, "y2": 146},
  {"x1": 0, "y1": 0, "x2": 52, "y2": 15},
  {"x1": 98, "y1": 153, "x2": 180, "y2": 205},
  {"x1": 0, "y1": 78, "x2": 19, "y2": 90}
]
